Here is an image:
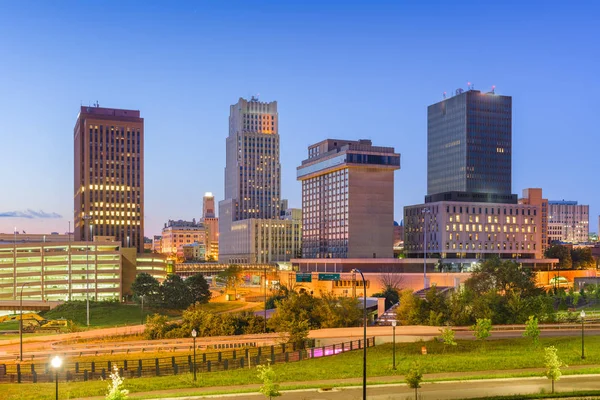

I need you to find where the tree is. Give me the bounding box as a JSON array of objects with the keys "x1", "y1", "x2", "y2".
[
  {"x1": 523, "y1": 315, "x2": 540, "y2": 346},
  {"x1": 144, "y1": 314, "x2": 170, "y2": 339},
  {"x1": 466, "y1": 257, "x2": 541, "y2": 298},
  {"x1": 544, "y1": 346, "x2": 565, "y2": 393},
  {"x1": 218, "y1": 265, "x2": 244, "y2": 297},
  {"x1": 545, "y1": 245, "x2": 572, "y2": 270},
  {"x1": 372, "y1": 287, "x2": 400, "y2": 310},
  {"x1": 439, "y1": 327, "x2": 457, "y2": 350},
  {"x1": 105, "y1": 364, "x2": 129, "y2": 400},
  {"x1": 160, "y1": 274, "x2": 193, "y2": 309},
  {"x1": 471, "y1": 318, "x2": 492, "y2": 341},
  {"x1": 396, "y1": 290, "x2": 423, "y2": 325},
  {"x1": 405, "y1": 363, "x2": 423, "y2": 400},
  {"x1": 131, "y1": 273, "x2": 160, "y2": 305},
  {"x1": 313, "y1": 292, "x2": 362, "y2": 328},
  {"x1": 571, "y1": 247, "x2": 595, "y2": 269},
  {"x1": 257, "y1": 362, "x2": 281, "y2": 399},
  {"x1": 185, "y1": 273, "x2": 212, "y2": 304},
  {"x1": 268, "y1": 292, "x2": 316, "y2": 347}
]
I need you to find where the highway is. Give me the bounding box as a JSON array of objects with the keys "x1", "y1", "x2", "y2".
[{"x1": 1, "y1": 324, "x2": 599, "y2": 361}]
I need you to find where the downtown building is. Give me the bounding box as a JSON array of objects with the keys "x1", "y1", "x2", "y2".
[
  {"x1": 404, "y1": 88, "x2": 551, "y2": 269},
  {"x1": 74, "y1": 105, "x2": 144, "y2": 252},
  {"x1": 0, "y1": 235, "x2": 168, "y2": 303},
  {"x1": 548, "y1": 200, "x2": 589, "y2": 243},
  {"x1": 218, "y1": 97, "x2": 301, "y2": 264},
  {"x1": 296, "y1": 139, "x2": 400, "y2": 259}
]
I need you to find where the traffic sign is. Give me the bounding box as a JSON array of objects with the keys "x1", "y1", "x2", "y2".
[
  {"x1": 296, "y1": 273, "x2": 312, "y2": 283},
  {"x1": 318, "y1": 273, "x2": 341, "y2": 281}
]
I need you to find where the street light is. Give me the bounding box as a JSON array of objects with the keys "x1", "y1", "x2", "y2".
[
  {"x1": 422, "y1": 208, "x2": 431, "y2": 290},
  {"x1": 83, "y1": 214, "x2": 93, "y2": 327},
  {"x1": 391, "y1": 320, "x2": 397, "y2": 370},
  {"x1": 191, "y1": 329, "x2": 197, "y2": 381},
  {"x1": 581, "y1": 310, "x2": 586, "y2": 359},
  {"x1": 264, "y1": 266, "x2": 267, "y2": 333},
  {"x1": 51, "y1": 355, "x2": 62, "y2": 400},
  {"x1": 19, "y1": 282, "x2": 29, "y2": 361},
  {"x1": 140, "y1": 294, "x2": 145, "y2": 325},
  {"x1": 351, "y1": 268, "x2": 367, "y2": 400}
]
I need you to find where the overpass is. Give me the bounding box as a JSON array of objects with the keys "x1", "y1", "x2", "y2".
[{"x1": 0, "y1": 300, "x2": 63, "y2": 311}]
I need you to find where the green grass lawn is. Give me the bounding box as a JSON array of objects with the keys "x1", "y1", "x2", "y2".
[
  {"x1": 0, "y1": 320, "x2": 19, "y2": 331},
  {"x1": 3, "y1": 335, "x2": 600, "y2": 400},
  {"x1": 41, "y1": 301, "x2": 150, "y2": 328}
]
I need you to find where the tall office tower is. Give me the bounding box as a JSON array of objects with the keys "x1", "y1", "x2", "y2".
[
  {"x1": 203, "y1": 192, "x2": 215, "y2": 219},
  {"x1": 297, "y1": 139, "x2": 400, "y2": 259},
  {"x1": 223, "y1": 97, "x2": 280, "y2": 221},
  {"x1": 427, "y1": 89, "x2": 512, "y2": 200},
  {"x1": 548, "y1": 201, "x2": 589, "y2": 243},
  {"x1": 74, "y1": 106, "x2": 144, "y2": 252},
  {"x1": 219, "y1": 97, "x2": 300, "y2": 263}
]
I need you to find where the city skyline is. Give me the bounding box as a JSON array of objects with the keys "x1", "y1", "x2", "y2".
[{"x1": 1, "y1": 1, "x2": 599, "y2": 237}]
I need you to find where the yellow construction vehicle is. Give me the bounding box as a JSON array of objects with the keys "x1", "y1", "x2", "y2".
[{"x1": 0, "y1": 313, "x2": 68, "y2": 332}]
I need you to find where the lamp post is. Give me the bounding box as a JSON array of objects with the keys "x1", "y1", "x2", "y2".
[
  {"x1": 391, "y1": 320, "x2": 397, "y2": 370},
  {"x1": 19, "y1": 282, "x2": 29, "y2": 362},
  {"x1": 422, "y1": 208, "x2": 431, "y2": 290},
  {"x1": 83, "y1": 215, "x2": 92, "y2": 327},
  {"x1": 140, "y1": 294, "x2": 145, "y2": 325},
  {"x1": 51, "y1": 355, "x2": 62, "y2": 400},
  {"x1": 264, "y1": 266, "x2": 268, "y2": 333},
  {"x1": 581, "y1": 310, "x2": 586, "y2": 359},
  {"x1": 351, "y1": 268, "x2": 367, "y2": 400},
  {"x1": 191, "y1": 329, "x2": 197, "y2": 381}
]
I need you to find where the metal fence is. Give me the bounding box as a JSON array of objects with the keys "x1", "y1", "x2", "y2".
[{"x1": 0, "y1": 337, "x2": 375, "y2": 384}]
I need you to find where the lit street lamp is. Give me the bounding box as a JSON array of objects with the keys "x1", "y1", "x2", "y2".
[
  {"x1": 51, "y1": 355, "x2": 62, "y2": 400},
  {"x1": 19, "y1": 282, "x2": 29, "y2": 361},
  {"x1": 351, "y1": 268, "x2": 367, "y2": 400},
  {"x1": 191, "y1": 329, "x2": 197, "y2": 381},
  {"x1": 391, "y1": 320, "x2": 397, "y2": 370},
  {"x1": 581, "y1": 310, "x2": 586, "y2": 359}
]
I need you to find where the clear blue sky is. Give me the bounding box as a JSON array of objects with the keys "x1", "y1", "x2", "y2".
[{"x1": 0, "y1": 1, "x2": 598, "y2": 237}]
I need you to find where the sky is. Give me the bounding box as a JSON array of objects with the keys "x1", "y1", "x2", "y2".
[{"x1": 0, "y1": 1, "x2": 599, "y2": 237}]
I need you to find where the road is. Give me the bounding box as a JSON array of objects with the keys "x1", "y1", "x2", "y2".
[
  {"x1": 1, "y1": 324, "x2": 599, "y2": 361},
  {"x1": 77, "y1": 374, "x2": 600, "y2": 400}
]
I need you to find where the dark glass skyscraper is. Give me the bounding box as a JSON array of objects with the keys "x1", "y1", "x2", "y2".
[{"x1": 427, "y1": 89, "x2": 512, "y2": 197}]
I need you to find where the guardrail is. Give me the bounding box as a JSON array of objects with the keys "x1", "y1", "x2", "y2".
[{"x1": 0, "y1": 337, "x2": 375, "y2": 384}]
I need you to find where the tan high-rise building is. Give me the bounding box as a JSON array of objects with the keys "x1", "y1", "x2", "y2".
[
  {"x1": 297, "y1": 139, "x2": 401, "y2": 259},
  {"x1": 519, "y1": 188, "x2": 548, "y2": 258},
  {"x1": 548, "y1": 200, "x2": 589, "y2": 243},
  {"x1": 74, "y1": 106, "x2": 144, "y2": 252}
]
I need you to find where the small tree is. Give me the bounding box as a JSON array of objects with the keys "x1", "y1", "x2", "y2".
[
  {"x1": 544, "y1": 346, "x2": 565, "y2": 393},
  {"x1": 439, "y1": 327, "x2": 457, "y2": 350},
  {"x1": 405, "y1": 363, "x2": 423, "y2": 400},
  {"x1": 105, "y1": 365, "x2": 129, "y2": 400},
  {"x1": 185, "y1": 274, "x2": 212, "y2": 304},
  {"x1": 257, "y1": 362, "x2": 281, "y2": 399},
  {"x1": 471, "y1": 318, "x2": 492, "y2": 341},
  {"x1": 523, "y1": 315, "x2": 540, "y2": 346}
]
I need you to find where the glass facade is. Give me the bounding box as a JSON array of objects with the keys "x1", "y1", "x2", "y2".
[{"x1": 428, "y1": 90, "x2": 512, "y2": 196}]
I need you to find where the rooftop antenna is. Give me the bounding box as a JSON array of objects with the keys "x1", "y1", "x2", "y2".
[
  {"x1": 94, "y1": 100, "x2": 100, "y2": 107},
  {"x1": 491, "y1": 85, "x2": 496, "y2": 94},
  {"x1": 443, "y1": 91, "x2": 447, "y2": 99}
]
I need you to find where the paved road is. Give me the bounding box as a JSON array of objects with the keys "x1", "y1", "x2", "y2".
[
  {"x1": 77, "y1": 374, "x2": 600, "y2": 400},
  {"x1": 1, "y1": 324, "x2": 599, "y2": 361}
]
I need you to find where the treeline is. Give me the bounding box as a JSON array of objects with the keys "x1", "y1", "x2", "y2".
[
  {"x1": 397, "y1": 257, "x2": 554, "y2": 326},
  {"x1": 132, "y1": 273, "x2": 211, "y2": 310},
  {"x1": 144, "y1": 291, "x2": 363, "y2": 345}
]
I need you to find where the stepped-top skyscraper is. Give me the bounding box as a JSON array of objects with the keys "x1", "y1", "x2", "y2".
[
  {"x1": 219, "y1": 97, "x2": 300, "y2": 263},
  {"x1": 427, "y1": 89, "x2": 512, "y2": 201},
  {"x1": 74, "y1": 105, "x2": 144, "y2": 252},
  {"x1": 223, "y1": 97, "x2": 281, "y2": 220}
]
